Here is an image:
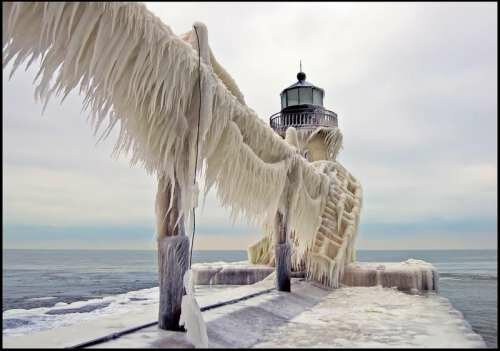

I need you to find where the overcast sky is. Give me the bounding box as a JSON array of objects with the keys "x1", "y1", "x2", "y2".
[{"x1": 3, "y1": 2, "x2": 497, "y2": 250}]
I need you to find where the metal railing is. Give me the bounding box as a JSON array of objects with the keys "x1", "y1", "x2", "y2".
[{"x1": 269, "y1": 108, "x2": 338, "y2": 134}]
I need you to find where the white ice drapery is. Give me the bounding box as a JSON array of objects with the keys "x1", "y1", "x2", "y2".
[{"x1": 3, "y1": 1, "x2": 362, "y2": 287}]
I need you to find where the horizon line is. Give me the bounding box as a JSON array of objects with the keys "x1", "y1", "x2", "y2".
[{"x1": 3, "y1": 248, "x2": 498, "y2": 251}]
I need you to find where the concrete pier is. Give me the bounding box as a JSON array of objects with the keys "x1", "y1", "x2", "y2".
[
  {"x1": 3, "y1": 275, "x2": 484, "y2": 348},
  {"x1": 92, "y1": 279, "x2": 481, "y2": 348}
]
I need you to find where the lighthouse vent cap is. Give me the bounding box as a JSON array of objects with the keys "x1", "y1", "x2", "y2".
[{"x1": 297, "y1": 71, "x2": 306, "y2": 82}]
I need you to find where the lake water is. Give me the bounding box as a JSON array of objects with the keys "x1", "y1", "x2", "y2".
[{"x1": 2, "y1": 249, "x2": 497, "y2": 347}]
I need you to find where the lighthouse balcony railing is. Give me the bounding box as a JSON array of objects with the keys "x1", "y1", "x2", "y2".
[{"x1": 269, "y1": 108, "x2": 338, "y2": 134}]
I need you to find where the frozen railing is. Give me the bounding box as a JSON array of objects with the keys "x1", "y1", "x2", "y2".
[{"x1": 269, "y1": 108, "x2": 338, "y2": 134}]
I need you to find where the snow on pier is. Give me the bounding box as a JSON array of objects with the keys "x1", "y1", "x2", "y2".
[
  {"x1": 3, "y1": 277, "x2": 484, "y2": 348},
  {"x1": 94, "y1": 279, "x2": 483, "y2": 348}
]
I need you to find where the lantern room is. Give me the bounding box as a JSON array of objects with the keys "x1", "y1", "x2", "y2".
[
  {"x1": 270, "y1": 69, "x2": 338, "y2": 137},
  {"x1": 280, "y1": 71, "x2": 324, "y2": 109}
]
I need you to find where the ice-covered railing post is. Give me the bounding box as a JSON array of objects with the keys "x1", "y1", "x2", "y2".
[
  {"x1": 154, "y1": 19, "x2": 211, "y2": 332},
  {"x1": 155, "y1": 176, "x2": 189, "y2": 331},
  {"x1": 275, "y1": 210, "x2": 291, "y2": 292}
]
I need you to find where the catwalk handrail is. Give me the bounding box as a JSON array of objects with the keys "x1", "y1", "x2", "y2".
[{"x1": 269, "y1": 108, "x2": 338, "y2": 133}]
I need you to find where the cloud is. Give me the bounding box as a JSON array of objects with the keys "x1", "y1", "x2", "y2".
[{"x1": 2, "y1": 2, "x2": 497, "y2": 250}]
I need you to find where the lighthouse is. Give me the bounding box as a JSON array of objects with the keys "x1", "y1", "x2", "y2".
[{"x1": 269, "y1": 69, "x2": 341, "y2": 162}]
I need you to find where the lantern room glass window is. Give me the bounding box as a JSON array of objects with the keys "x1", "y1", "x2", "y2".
[
  {"x1": 313, "y1": 89, "x2": 323, "y2": 106},
  {"x1": 281, "y1": 93, "x2": 286, "y2": 109},
  {"x1": 287, "y1": 88, "x2": 299, "y2": 106},
  {"x1": 300, "y1": 87, "x2": 313, "y2": 105}
]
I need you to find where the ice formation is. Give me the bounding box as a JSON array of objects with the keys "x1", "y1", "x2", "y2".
[
  {"x1": 2, "y1": 2, "x2": 362, "y2": 289},
  {"x1": 179, "y1": 270, "x2": 208, "y2": 348},
  {"x1": 192, "y1": 261, "x2": 274, "y2": 285},
  {"x1": 342, "y1": 260, "x2": 439, "y2": 291},
  {"x1": 248, "y1": 124, "x2": 362, "y2": 288}
]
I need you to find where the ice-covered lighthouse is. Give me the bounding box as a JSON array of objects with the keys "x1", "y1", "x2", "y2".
[
  {"x1": 248, "y1": 66, "x2": 359, "y2": 287},
  {"x1": 269, "y1": 68, "x2": 341, "y2": 162}
]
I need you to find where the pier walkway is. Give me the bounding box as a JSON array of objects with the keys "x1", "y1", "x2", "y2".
[
  {"x1": 3, "y1": 276, "x2": 484, "y2": 348},
  {"x1": 93, "y1": 279, "x2": 484, "y2": 348}
]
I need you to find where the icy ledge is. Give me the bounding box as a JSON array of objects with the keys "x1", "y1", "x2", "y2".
[
  {"x1": 192, "y1": 261, "x2": 273, "y2": 285},
  {"x1": 342, "y1": 259, "x2": 439, "y2": 292},
  {"x1": 193, "y1": 259, "x2": 439, "y2": 293}
]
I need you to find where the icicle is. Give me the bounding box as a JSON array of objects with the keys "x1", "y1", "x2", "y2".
[
  {"x1": 191, "y1": 181, "x2": 200, "y2": 209},
  {"x1": 179, "y1": 269, "x2": 208, "y2": 348}
]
